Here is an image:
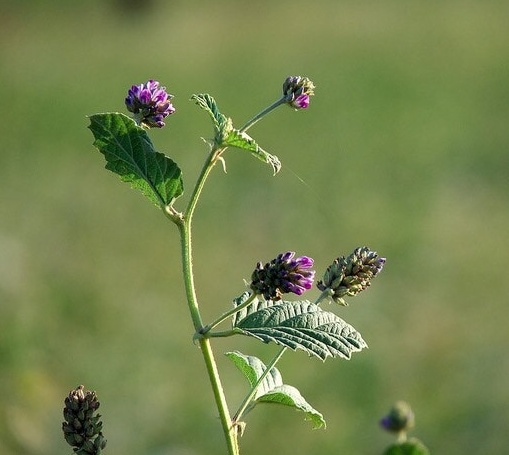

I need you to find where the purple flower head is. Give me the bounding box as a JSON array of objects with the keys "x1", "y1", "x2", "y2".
[
  {"x1": 250, "y1": 251, "x2": 315, "y2": 300},
  {"x1": 282, "y1": 76, "x2": 315, "y2": 109},
  {"x1": 125, "y1": 80, "x2": 175, "y2": 128}
]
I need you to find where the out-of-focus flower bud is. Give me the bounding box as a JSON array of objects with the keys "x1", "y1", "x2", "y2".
[{"x1": 62, "y1": 385, "x2": 107, "y2": 455}]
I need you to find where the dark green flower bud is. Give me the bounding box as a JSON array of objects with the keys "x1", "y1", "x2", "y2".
[
  {"x1": 62, "y1": 385, "x2": 107, "y2": 455},
  {"x1": 316, "y1": 246, "x2": 385, "y2": 305}
]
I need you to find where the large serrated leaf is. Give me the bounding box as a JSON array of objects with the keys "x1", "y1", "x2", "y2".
[
  {"x1": 88, "y1": 113, "x2": 183, "y2": 207},
  {"x1": 233, "y1": 298, "x2": 367, "y2": 361},
  {"x1": 225, "y1": 351, "x2": 325, "y2": 429},
  {"x1": 225, "y1": 129, "x2": 281, "y2": 174}
]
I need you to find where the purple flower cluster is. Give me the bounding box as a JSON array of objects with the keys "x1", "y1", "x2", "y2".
[
  {"x1": 250, "y1": 252, "x2": 315, "y2": 300},
  {"x1": 282, "y1": 76, "x2": 315, "y2": 109},
  {"x1": 125, "y1": 80, "x2": 175, "y2": 128}
]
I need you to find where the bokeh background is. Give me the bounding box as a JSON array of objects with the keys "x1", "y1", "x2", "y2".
[{"x1": 1, "y1": 0, "x2": 508, "y2": 454}]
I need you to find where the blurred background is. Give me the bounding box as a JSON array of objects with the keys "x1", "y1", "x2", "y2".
[{"x1": 1, "y1": 0, "x2": 508, "y2": 454}]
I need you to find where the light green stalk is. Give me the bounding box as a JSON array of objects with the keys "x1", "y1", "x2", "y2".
[{"x1": 168, "y1": 99, "x2": 287, "y2": 455}]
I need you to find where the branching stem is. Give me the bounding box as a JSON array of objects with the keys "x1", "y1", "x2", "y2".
[
  {"x1": 201, "y1": 292, "x2": 257, "y2": 335},
  {"x1": 173, "y1": 146, "x2": 239, "y2": 455}
]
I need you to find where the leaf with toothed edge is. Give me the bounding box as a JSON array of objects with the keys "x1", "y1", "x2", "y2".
[
  {"x1": 231, "y1": 293, "x2": 367, "y2": 361},
  {"x1": 225, "y1": 129, "x2": 281, "y2": 174},
  {"x1": 88, "y1": 113, "x2": 183, "y2": 207}
]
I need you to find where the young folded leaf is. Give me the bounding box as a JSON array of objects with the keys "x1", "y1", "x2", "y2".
[
  {"x1": 232, "y1": 296, "x2": 367, "y2": 361},
  {"x1": 226, "y1": 351, "x2": 325, "y2": 429},
  {"x1": 224, "y1": 129, "x2": 281, "y2": 175},
  {"x1": 88, "y1": 113, "x2": 183, "y2": 208},
  {"x1": 191, "y1": 93, "x2": 281, "y2": 174}
]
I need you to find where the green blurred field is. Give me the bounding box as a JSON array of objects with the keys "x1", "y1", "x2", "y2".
[{"x1": 1, "y1": 1, "x2": 508, "y2": 454}]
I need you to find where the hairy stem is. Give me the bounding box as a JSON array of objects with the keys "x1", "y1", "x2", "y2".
[
  {"x1": 240, "y1": 97, "x2": 286, "y2": 133},
  {"x1": 173, "y1": 146, "x2": 239, "y2": 455},
  {"x1": 200, "y1": 292, "x2": 257, "y2": 335}
]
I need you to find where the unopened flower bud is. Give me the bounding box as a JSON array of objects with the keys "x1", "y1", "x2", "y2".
[
  {"x1": 282, "y1": 76, "x2": 315, "y2": 109},
  {"x1": 62, "y1": 385, "x2": 107, "y2": 455},
  {"x1": 317, "y1": 247, "x2": 385, "y2": 305},
  {"x1": 125, "y1": 79, "x2": 175, "y2": 128},
  {"x1": 250, "y1": 251, "x2": 315, "y2": 300}
]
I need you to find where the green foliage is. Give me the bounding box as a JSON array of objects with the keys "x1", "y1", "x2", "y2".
[
  {"x1": 225, "y1": 351, "x2": 325, "y2": 429},
  {"x1": 191, "y1": 93, "x2": 281, "y2": 174},
  {"x1": 224, "y1": 129, "x2": 281, "y2": 174},
  {"x1": 232, "y1": 294, "x2": 367, "y2": 360},
  {"x1": 383, "y1": 439, "x2": 430, "y2": 455},
  {"x1": 191, "y1": 93, "x2": 230, "y2": 144},
  {"x1": 88, "y1": 113, "x2": 183, "y2": 207}
]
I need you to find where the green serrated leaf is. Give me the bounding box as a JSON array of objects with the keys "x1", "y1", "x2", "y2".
[
  {"x1": 225, "y1": 351, "x2": 325, "y2": 429},
  {"x1": 383, "y1": 439, "x2": 430, "y2": 455},
  {"x1": 88, "y1": 113, "x2": 183, "y2": 207},
  {"x1": 233, "y1": 299, "x2": 367, "y2": 361},
  {"x1": 225, "y1": 129, "x2": 281, "y2": 174}
]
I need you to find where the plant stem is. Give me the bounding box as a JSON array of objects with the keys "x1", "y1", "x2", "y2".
[
  {"x1": 173, "y1": 146, "x2": 239, "y2": 455},
  {"x1": 240, "y1": 97, "x2": 286, "y2": 133},
  {"x1": 314, "y1": 288, "x2": 333, "y2": 306},
  {"x1": 185, "y1": 147, "x2": 225, "y2": 221},
  {"x1": 199, "y1": 336, "x2": 240, "y2": 455},
  {"x1": 233, "y1": 346, "x2": 287, "y2": 423},
  {"x1": 201, "y1": 292, "x2": 257, "y2": 335}
]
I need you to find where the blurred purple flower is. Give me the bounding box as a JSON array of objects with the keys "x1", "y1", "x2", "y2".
[
  {"x1": 125, "y1": 80, "x2": 175, "y2": 128},
  {"x1": 250, "y1": 251, "x2": 315, "y2": 300}
]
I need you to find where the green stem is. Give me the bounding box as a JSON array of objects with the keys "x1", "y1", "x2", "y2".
[
  {"x1": 201, "y1": 292, "x2": 257, "y2": 335},
  {"x1": 199, "y1": 337, "x2": 240, "y2": 455},
  {"x1": 314, "y1": 288, "x2": 333, "y2": 306},
  {"x1": 240, "y1": 97, "x2": 286, "y2": 133},
  {"x1": 170, "y1": 95, "x2": 288, "y2": 453},
  {"x1": 207, "y1": 329, "x2": 239, "y2": 338},
  {"x1": 185, "y1": 146, "x2": 225, "y2": 221},
  {"x1": 233, "y1": 346, "x2": 287, "y2": 423},
  {"x1": 173, "y1": 146, "x2": 239, "y2": 455}
]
